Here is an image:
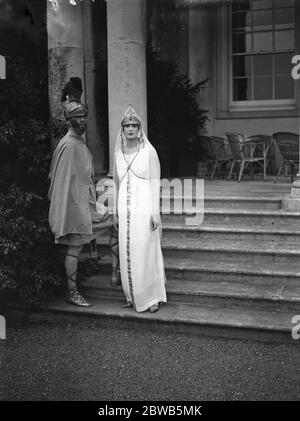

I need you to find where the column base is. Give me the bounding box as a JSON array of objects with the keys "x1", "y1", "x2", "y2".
[{"x1": 282, "y1": 178, "x2": 300, "y2": 211}]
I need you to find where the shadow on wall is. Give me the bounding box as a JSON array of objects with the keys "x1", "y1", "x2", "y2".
[{"x1": 91, "y1": 0, "x2": 109, "y2": 175}]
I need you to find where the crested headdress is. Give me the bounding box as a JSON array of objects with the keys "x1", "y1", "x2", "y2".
[
  {"x1": 61, "y1": 77, "x2": 83, "y2": 103},
  {"x1": 61, "y1": 77, "x2": 88, "y2": 120}
]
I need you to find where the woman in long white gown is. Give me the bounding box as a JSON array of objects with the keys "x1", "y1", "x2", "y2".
[{"x1": 113, "y1": 106, "x2": 167, "y2": 313}]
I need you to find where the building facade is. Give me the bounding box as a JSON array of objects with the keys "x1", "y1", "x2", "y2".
[
  {"x1": 47, "y1": 0, "x2": 299, "y2": 176},
  {"x1": 1, "y1": 0, "x2": 299, "y2": 177}
]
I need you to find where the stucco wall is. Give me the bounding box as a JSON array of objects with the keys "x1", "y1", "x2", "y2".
[
  {"x1": 213, "y1": 117, "x2": 299, "y2": 138},
  {"x1": 186, "y1": 4, "x2": 299, "y2": 137}
]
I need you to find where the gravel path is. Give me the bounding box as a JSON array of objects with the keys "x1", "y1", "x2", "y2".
[{"x1": 1, "y1": 311, "x2": 300, "y2": 401}]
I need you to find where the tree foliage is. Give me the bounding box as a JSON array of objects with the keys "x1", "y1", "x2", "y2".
[
  {"x1": 0, "y1": 54, "x2": 65, "y2": 306},
  {"x1": 147, "y1": 46, "x2": 208, "y2": 176}
]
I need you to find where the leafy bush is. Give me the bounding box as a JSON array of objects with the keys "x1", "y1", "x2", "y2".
[
  {"x1": 147, "y1": 46, "x2": 208, "y2": 176},
  {"x1": 0, "y1": 55, "x2": 65, "y2": 307},
  {"x1": 0, "y1": 185, "x2": 64, "y2": 306},
  {"x1": 0, "y1": 0, "x2": 66, "y2": 306}
]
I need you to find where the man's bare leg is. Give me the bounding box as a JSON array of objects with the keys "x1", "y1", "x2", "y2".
[
  {"x1": 110, "y1": 226, "x2": 120, "y2": 286},
  {"x1": 65, "y1": 245, "x2": 92, "y2": 307}
]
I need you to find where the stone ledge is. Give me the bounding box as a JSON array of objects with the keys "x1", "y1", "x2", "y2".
[{"x1": 5, "y1": 299, "x2": 298, "y2": 344}]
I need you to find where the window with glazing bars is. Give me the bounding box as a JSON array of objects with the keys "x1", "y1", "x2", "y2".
[{"x1": 231, "y1": 0, "x2": 295, "y2": 102}]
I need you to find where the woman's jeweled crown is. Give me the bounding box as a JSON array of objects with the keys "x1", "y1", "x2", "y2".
[{"x1": 121, "y1": 105, "x2": 141, "y2": 127}]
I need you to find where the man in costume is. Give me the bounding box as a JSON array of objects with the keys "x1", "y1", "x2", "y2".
[{"x1": 48, "y1": 80, "x2": 119, "y2": 307}]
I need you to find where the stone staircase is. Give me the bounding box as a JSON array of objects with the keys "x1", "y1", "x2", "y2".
[
  {"x1": 52, "y1": 191, "x2": 299, "y2": 343},
  {"x1": 19, "y1": 183, "x2": 300, "y2": 342}
]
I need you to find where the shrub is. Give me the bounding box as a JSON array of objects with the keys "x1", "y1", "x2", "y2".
[
  {"x1": 147, "y1": 46, "x2": 208, "y2": 176},
  {"x1": 0, "y1": 55, "x2": 65, "y2": 307},
  {"x1": 0, "y1": 184, "x2": 64, "y2": 307}
]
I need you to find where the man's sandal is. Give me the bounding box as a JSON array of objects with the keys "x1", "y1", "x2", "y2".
[
  {"x1": 65, "y1": 253, "x2": 92, "y2": 307},
  {"x1": 66, "y1": 288, "x2": 92, "y2": 307}
]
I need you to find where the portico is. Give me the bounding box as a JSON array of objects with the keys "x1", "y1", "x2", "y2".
[
  {"x1": 46, "y1": 0, "x2": 300, "y2": 207},
  {"x1": 47, "y1": 0, "x2": 148, "y2": 176}
]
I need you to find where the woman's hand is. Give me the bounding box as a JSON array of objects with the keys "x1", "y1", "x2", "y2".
[{"x1": 150, "y1": 215, "x2": 159, "y2": 231}]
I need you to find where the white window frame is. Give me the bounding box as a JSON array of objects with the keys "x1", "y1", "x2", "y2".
[
  {"x1": 230, "y1": 0, "x2": 296, "y2": 111},
  {"x1": 215, "y1": 0, "x2": 300, "y2": 118}
]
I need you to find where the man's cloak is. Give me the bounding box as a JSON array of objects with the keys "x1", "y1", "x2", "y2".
[{"x1": 48, "y1": 133, "x2": 93, "y2": 240}]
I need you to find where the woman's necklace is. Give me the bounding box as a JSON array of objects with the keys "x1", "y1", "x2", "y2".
[
  {"x1": 122, "y1": 140, "x2": 139, "y2": 166},
  {"x1": 119, "y1": 138, "x2": 146, "y2": 183}
]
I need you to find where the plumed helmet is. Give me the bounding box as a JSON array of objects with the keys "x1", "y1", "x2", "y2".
[
  {"x1": 61, "y1": 77, "x2": 83, "y2": 103},
  {"x1": 64, "y1": 101, "x2": 88, "y2": 120}
]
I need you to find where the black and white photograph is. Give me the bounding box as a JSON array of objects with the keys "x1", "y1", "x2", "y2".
[{"x1": 1, "y1": 0, "x2": 300, "y2": 406}]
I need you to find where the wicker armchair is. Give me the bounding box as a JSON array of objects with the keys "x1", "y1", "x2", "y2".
[
  {"x1": 272, "y1": 132, "x2": 299, "y2": 183},
  {"x1": 197, "y1": 135, "x2": 233, "y2": 179},
  {"x1": 247, "y1": 134, "x2": 272, "y2": 174},
  {"x1": 226, "y1": 132, "x2": 268, "y2": 182}
]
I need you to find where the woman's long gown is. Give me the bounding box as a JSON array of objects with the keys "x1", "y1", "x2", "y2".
[{"x1": 116, "y1": 146, "x2": 167, "y2": 312}]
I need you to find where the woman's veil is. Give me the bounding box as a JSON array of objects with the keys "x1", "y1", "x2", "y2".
[{"x1": 112, "y1": 106, "x2": 161, "y2": 222}]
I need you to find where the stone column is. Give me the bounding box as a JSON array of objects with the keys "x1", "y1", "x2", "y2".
[
  {"x1": 47, "y1": 0, "x2": 85, "y2": 141},
  {"x1": 106, "y1": 0, "x2": 147, "y2": 176}
]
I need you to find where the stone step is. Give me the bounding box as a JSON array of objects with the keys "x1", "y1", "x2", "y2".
[
  {"x1": 161, "y1": 208, "x2": 300, "y2": 228},
  {"x1": 162, "y1": 224, "x2": 300, "y2": 244},
  {"x1": 96, "y1": 237, "x2": 300, "y2": 265},
  {"x1": 91, "y1": 255, "x2": 300, "y2": 287},
  {"x1": 161, "y1": 239, "x2": 300, "y2": 265},
  {"x1": 97, "y1": 225, "x2": 300, "y2": 244},
  {"x1": 19, "y1": 296, "x2": 297, "y2": 343},
  {"x1": 81, "y1": 275, "x2": 300, "y2": 312},
  {"x1": 161, "y1": 196, "x2": 282, "y2": 210}
]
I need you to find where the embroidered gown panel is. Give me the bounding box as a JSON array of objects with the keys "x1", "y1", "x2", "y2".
[{"x1": 116, "y1": 147, "x2": 167, "y2": 312}]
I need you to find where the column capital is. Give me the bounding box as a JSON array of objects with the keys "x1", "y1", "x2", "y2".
[
  {"x1": 47, "y1": 0, "x2": 84, "y2": 49},
  {"x1": 106, "y1": 0, "x2": 146, "y2": 45}
]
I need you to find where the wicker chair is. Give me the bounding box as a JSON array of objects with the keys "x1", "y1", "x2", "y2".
[
  {"x1": 198, "y1": 135, "x2": 233, "y2": 179},
  {"x1": 272, "y1": 132, "x2": 299, "y2": 183},
  {"x1": 226, "y1": 132, "x2": 268, "y2": 182},
  {"x1": 247, "y1": 134, "x2": 272, "y2": 174}
]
